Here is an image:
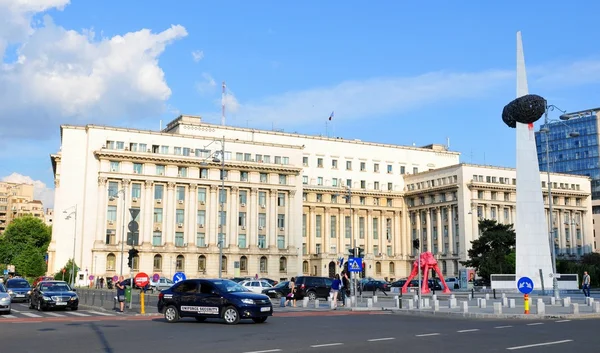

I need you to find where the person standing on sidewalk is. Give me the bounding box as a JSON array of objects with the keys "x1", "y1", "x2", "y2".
[
  {"x1": 331, "y1": 274, "x2": 342, "y2": 309},
  {"x1": 116, "y1": 276, "x2": 126, "y2": 312},
  {"x1": 582, "y1": 271, "x2": 591, "y2": 297}
]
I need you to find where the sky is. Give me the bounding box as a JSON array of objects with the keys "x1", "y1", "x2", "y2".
[{"x1": 2, "y1": 0, "x2": 600, "y2": 209}]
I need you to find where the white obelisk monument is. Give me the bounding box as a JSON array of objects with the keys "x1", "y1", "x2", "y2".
[{"x1": 514, "y1": 31, "x2": 553, "y2": 287}]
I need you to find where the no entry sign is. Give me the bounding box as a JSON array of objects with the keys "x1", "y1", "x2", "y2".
[{"x1": 134, "y1": 272, "x2": 150, "y2": 288}]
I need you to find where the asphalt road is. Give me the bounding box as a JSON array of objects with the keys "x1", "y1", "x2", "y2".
[{"x1": 2, "y1": 312, "x2": 599, "y2": 353}]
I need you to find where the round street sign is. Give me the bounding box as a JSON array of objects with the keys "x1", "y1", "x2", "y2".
[
  {"x1": 152, "y1": 273, "x2": 160, "y2": 282},
  {"x1": 89, "y1": 275, "x2": 94, "y2": 281},
  {"x1": 112, "y1": 275, "x2": 119, "y2": 282},
  {"x1": 62, "y1": 268, "x2": 66, "y2": 273},
  {"x1": 128, "y1": 221, "x2": 139, "y2": 232},
  {"x1": 173, "y1": 272, "x2": 186, "y2": 284},
  {"x1": 134, "y1": 272, "x2": 150, "y2": 288},
  {"x1": 517, "y1": 276, "x2": 534, "y2": 295}
]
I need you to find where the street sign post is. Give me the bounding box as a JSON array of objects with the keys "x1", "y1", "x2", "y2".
[
  {"x1": 347, "y1": 258, "x2": 362, "y2": 273},
  {"x1": 517, "y1": 276, "x2": 534, "y2": 314},
  {"x1": 135, "y1": 272, "x2": 149, "y2": 315},
  {"x1": 112, "y1": 275, "x2": 119, "y2": 282},
  {"x1": 152, "y1": 273, "x2": 160, "y2": 282},
  {"x1": 173, "y1": 272, "x2": 186, "y2": 283}
]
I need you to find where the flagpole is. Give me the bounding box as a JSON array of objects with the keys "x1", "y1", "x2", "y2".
[{"x1": 326, "y1": 121, "x2": 329, "y2": 137}]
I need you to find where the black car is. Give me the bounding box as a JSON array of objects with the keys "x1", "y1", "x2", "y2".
[
  {"x1": 361, "y1": 280, "x2": 390, "y2": 292},
  {"x1": 294, "y1": 276, "x2": 332, "y2": 300},
  {"x1": 30, "y1": 280, "x2": 79, "y2": 311},
  {"x1": 262, "y1": 281, "x2": 290, "y2": 299},
  {"x1": 5, "y1": 278, "x2": 32, "y2": 302},
  {"x1": 157, "y1": 278, "x2": 273, "y2": 325}
]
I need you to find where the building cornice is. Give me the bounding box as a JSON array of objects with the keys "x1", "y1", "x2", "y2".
[{"x1": 302, "y1": 186, "x2": 404, "y2": 198}]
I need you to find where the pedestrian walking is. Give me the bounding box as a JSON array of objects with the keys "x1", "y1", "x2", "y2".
[
  {"x1": 582, "y1": 271, "x2": 591, "y2": 297},
  {"x1": 286, "y1": 277, "x2": 297, "y2": 307},
  {"x1": 116, "y1": 276, "x2": 126, "y2": 312},
  {"x1": 331, "y1": 274, "x2": 342, "y2": 309}
]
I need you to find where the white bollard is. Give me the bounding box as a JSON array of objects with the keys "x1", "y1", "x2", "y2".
[
  {"x1": 502, "y1": 292, "x2": 506, "y2": 299},
  {"x1": 450, "y1": 294, "x2": 455, "y2": 300},
  {"x1": 461, "y1": 301, "x2": 469, "y2": 313},
  {"x1": 550, "y1": 297, "x2": 556, "y2": 306},
  {"x1": 449, "y1": 298, "x2": 457, "y2": 309},
  {"x1": 479, "y1": 299, "x2": 487, "y2": 309},
  {"x1": 502, "y1": 297, "x2": 508, "y2": 307},
  {"x1": 373, "y1": 295, "x2": 378, "y2": 304},
  {"x1": 406, "y1": 299, "x2": 414, "y2": 309},
  {"x1": 330, "y1": 300, "x2": 336, "y2": 309},
  {"x1": 351, "y1": 296, "x2": 356, "y2": 305},
  {"x1": 588, "y1": 297, "x2": 595, "y2": 306},
  {"x1": 485, "y1": 293, "x2": 490, "y2": 300},
  {"x1": 393, "y1": 295, "x2": 399, "y2": 308},
  {"x1": 562, "y1": 298, "x2": 570, "y2": 307},
  {"x1": 432, "y1": 294, "x2": 437, "y2": 302},
  {"x1": 477, "y1": 298, "x2": 482, "y2": 306},
  {"x1": 314, "y1": 299, "x2": 320, "y2": 308},
  {"x1": 509, "y1": 299, "x2": 516, "y2": 308},
  {"x1": 367, "y1": 298, "x2": 373, "y2": 308},
  {"x1": 303, "y1": 297, "x2": 309, "y2": 308},
  {"x1": 571, "y1": 303, "x2": 579, "y2": 315},
  {"x1": 593, "y1": 302, "x2": 600, "y2": 313},
  {"x1": 424, "y1": 298, "x2": 430, "y2": 308},
  {"x1": 493, "y1": 302, "x2": 502, "y2": 314},
  {"x1": 537, "y1": 301, "x2": 545, "y2": 315},
  {"x1": 433, "y1": 300, "x2": 439, "y2": 311},
  {"x1": 345, "y1": 298, "x2": 351, "y2": 307}
]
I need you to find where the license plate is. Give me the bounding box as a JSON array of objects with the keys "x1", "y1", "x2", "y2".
[
  {"x1": 56, "y1": 302, "x2": 67, "y2": 306},
  {"x1": 16, "y1": 295, "x2": 24, "y2": 297},
  {"x1": 260, "y1": 307, "x2": 270, "y2": 312}
]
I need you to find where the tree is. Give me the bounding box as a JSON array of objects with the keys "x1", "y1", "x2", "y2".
[
  {"x1": 0, "y1": 216, "x2": 51, "y2": 272},
  {"x1": 461, "y1": 219, "x2": 516, "y2": 283},
  {"x1": 13, "y1": 245, "x2": 47, "y2": 278},
  {"x1": 54, "y1": 259, "x2": 79, "y2": 284}
]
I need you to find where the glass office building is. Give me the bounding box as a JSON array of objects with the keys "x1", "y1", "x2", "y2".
[{"x1": 535, "y1": 113, "x2": 600, "y2": 199}]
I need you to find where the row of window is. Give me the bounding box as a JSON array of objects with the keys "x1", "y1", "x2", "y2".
[
  {"x1": 105, "y1": 140, "x2": 291, "y2": 165},
  {"x1": 301, "y1": 214, "x2": 393, "y2": 240},
  {"x1": 302, "y1": 192, "x2": 394, "y2": 206},
  {"x1": 406, "y1": 175, "x2": 458, "y2": 191},
  {"x1": 301, "y1": 243, "x2": 395, "y2": 257},
  {"x1": 302, "y1": 156, "x2": 418, "y2": 175},
  {"x1": 302, "y1": 176, "x2": 397, "y2": 192}
]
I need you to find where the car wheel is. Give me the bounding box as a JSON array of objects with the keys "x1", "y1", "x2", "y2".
[
  {"x1": 195, "y1": 317, "x2": 206, "y2": 322},
  {"x1": 275, "y1": 292, "x2": 282, "y2": 299},
  {"x1": 252, "y1": 316, "x2": 267, "y2": 324},
  {"x1": 164, "y1": 305, "x2": 179, "y2": 323},
  {"x1": 37, "y1": 301, "x2": 44, "y2": 312},
  {"x1": 307, "y1": 291, "x2": 317, "y2": 301},
  {"x1": 222, "y1": 306, "x2": 240, "y2": 325}
]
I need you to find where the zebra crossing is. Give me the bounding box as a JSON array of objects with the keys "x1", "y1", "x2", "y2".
[{"x1": 0, "y1": 303, "x2": 121, "y2": 321}]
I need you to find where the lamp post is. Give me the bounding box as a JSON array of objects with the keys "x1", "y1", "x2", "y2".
[
  {"x1": 109, "y1": 188, "x2": 127, "y2": 277},
  {"x1": 345, "y1": 186, "x2": 355, "y2": 305},
  {"x1": 63, "y1": 205, "x2": 77, "y2": 287},
  {"x1": 540, "y1": 104, "x2": 580, "y2": 300}
]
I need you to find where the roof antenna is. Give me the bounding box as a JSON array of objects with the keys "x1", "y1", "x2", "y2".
[
  {"x1": 160, "y1": 120, "x2": 162, "y2": 131},
  {"x1": 221, "y1": 81, "x2": 226, "y2": 126}
]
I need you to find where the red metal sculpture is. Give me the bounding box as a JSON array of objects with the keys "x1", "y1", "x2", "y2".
[{"x1": 401, "y1": 251, "x2": 451, "y2": 294}]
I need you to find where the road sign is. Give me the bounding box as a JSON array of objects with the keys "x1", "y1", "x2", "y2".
[
  {"x1": 128, "y1": 221, "x2": 139, "y2": 232},
  {"x1": 127, "y1": 232, "x2": 139, "y2": 246},
  {"x1": 112, "y1": 275, "x2": 119, "y2": 282},
  {"x1": 135, "y1": 272, "x2": 150, "y2": 288},
  {"x1": 152, "y1": 273, "x2": 160, "y2": 282},
  {"x1": 348, "y1": 258, "x2": 362, "y2": 273},
  {"x1": 173, "y1": 272, "x2": 186, "y2": 283},
  {"x1": 62, "y1": 268, "x2": 66, "y2": 273},
  {"x1": 3, "y1": 269, "x2": 7, "y2": 275},
  {"x1": 129, "y1": 208, "x2": 140, "y2": 220},
  {"x1": 89, "y1": 275, "x2": 94, "y2": 280},
  {"x1": 517, "y1": 276, "x2": 534, "y2": 295}
]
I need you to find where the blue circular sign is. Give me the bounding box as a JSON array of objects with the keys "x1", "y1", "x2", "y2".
[
  {"x1": 517, "y1": 276, "x2": 534, "y2": 294},
  {"x1": 173, "y1": 272, "x2": 186, "y2": 284}
]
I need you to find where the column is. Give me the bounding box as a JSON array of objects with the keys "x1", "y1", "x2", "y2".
[
  {"x1": 269, "y1": 189, "x2": 277, "y2": 248},
  {"x1": 95, "y1": 177, "x2": 108, "y2": 244},
  {"x1": 287, "y1": 190, "x2": 295, "y2": 248},
  {"x1": 353, "y1": 208, "x2": 359, "y2": 249},
  {"x1": 249, "y1": 188, "x2": 258, "y2": 248},
  {"x1": 394, "y1": 211, "x2": 402, "y2": 257},
  {"x1": 557, "y1": 209, "x2": 563, "y2": 252},
  {"x1": 337, "y1": 208, "x2": 344, "y2": 252},
  {"x1": 415, "y1": 211, "x2": 421, "y2": 256},
  {"x1": 425, "y1": 209, "x2": 432, "y2": 252},
  {"x1": 309, "y1": 206, "x2": 316, "y2": 253},
  {"x1": 324, "y1": 207, "x2": 331, "y2": 253},
  {"x1": 187, "y1": 184, "x2": 198, "y2": 247},
  {"x1": 436, "y1": 207, "x2": 442, "y2": 255},
  {"x1": 229, "y1": 186, "x2": 239, "y2": 248},
  {"x1": 143, "y1": 180, "x2": 154, "y2": 245},
  {"x1": 365, "y1": 210, "x2": 372, "y2": 255},
  {"x1": 209, "y1": 185, "x2": 218, "y2": 246},
  {"x1": 164, "y1": 182, "x2": 175, "y2": 246},
  {"x1": 447, "y1": 206, "x2": 454, "y2": 255}
]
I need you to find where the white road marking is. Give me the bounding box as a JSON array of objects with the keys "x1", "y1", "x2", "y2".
[
  {"x1": 86, "y1": 311, "x2": 115, "y2": 316},
  {"x1": 556, "y1": 320, "x2": 571, "y2": 323},
  {"x1": 21, "y1": 312, "x2": 42, "y2": 318},
  {"x1": 242, "y1": 350, "x2": 282, "y2": 353},
  {"x1": 65, "y1": 312, "x2": 90, "y2": 317},
  {"x1": 1, "y1": 315, "x2": 18, "y2": 319},
  {"x1": 44, "y1": 312, "x2": 66, "y2": 317},
  {"x1": 415, "y1": 333, "x2": 440, "y2": 337},
  {"x1": 368, "y1": 337, "x2": 396, "y2": 341},
  {"x1": 310, "y1": 343, "x2": 343, "y2": 348},
  {"x1": 10, "y1": 308, "x2": 21, "y2": 313},
  {"x1": 457, "y1": 329, "x2": 479, "y2": 333},
  {"x1": 506, "y1": 339, "x2": 573, "y2": 350},
  {"x1": 495, "y1": 326, "x2": 512, "y2": 329},
  {"x1": 526, "y1": 323, "x2": 543, "y2": 326}
]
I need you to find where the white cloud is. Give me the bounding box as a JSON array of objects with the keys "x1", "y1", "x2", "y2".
[
  {"x1": 191, "y1": 50, "x2": 204, "y2": 62},
  {"x1": 221, "y1": 92, "x2": 240, "y2": 114},
  {"x1": 0, "y1": 0, "x2": 187, "y2": 140},
  {"x1": 195, "y1": 72, "x2": 216, "y2": 94},
  {"x1": 2, "y1": 172, "x2": 54, "y2": 209}
]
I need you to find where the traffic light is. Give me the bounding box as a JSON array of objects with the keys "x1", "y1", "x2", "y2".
[
  {"x1": 348, "y1": 248, "x2": 356, "y2": 258},
  {"x1": 412, "y1": 239, "x2": 420, "y2": 250},
  {"x1": 127, "y1": 248, "x2": 139, "y2": 268},
  {"x1": 357, "y1": 247, "x2": 364, "y2": 258}
]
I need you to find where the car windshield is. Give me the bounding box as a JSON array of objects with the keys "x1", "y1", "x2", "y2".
[
  {"x1": 274, "y1": 281, "x2": 289, "y2": 288},
  {"x1": 7, "y1": 281, "x2": 30, "y2": 288},
  {"x1": 213, "y1": 280, "x2": 249, "y2": 293},
  {"x1": 0, "y1": 284, "x2": 6, "y2": 292},
  {"x1": 41, "y1": 283, "x2": 71, "y2": 292}
]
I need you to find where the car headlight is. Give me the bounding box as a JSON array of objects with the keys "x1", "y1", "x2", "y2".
[
  {"x1": 42, "y1": 296, "x2": 51, "y2": 301},
  {"x1": 27, "y1": 291, "x2": 31, "y2": 295},
  {"x1": 241, "y1": 299, "x2": 255, "y2": 305},
  {"x1": 7, "y1": 290, "x2": 13, "y2": 294},
  {"x1": 70, "y1": 296, "x2": 78, "y2": 301},
  {"x1": 0, "y1": 297, "x2": 9, "y2": 302}
]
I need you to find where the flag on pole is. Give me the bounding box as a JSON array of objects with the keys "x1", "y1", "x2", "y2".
[{"x1": 329, "y1": 111, "x2": 334, "y2": 121}]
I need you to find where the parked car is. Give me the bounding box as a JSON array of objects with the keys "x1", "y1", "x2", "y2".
[
  {"x1": 445, "y1": 277, "x2": 460, "y2": 289},
  {"x1": 150, "y1": 277, "x2": 174, "y2": 292},
  {"x1": 32, "y1": 276, "x2": 55, "y2": 288},
  {"x1": 0, "y1": 284, "x2": 11, "y2": 314},
  {"x1": 294, "y1": 276, "x2": 332, "y2": 301},
  {"x1": 360, "y1": 280, "x2": 390, "y2": 292},
  {"x1": 157, "y1": 278, "x2": 273, "y2": 324},
  {"x1": 5, "y1": 278, "x2": 32, "y2": 302},
  {"x1": 262, "y1": 281, "x2": 290, "y2": 299},
  {"x1": 239, "y1": 280, "x2": 273, "y2": 294},
  {"x1": 259, "y1": 278, "x2": 278, "y2": 286},
  {"x1": 30, "y1": 280, "x2": 79, "y2": 311}
]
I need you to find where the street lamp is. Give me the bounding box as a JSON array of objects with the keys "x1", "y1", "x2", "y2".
[
  {"x1": 539, "y1": 104, "x2": 581, "y2": 300},
  {"x1": 109, "y1": 188, "x2": 127, "y2": 277},
  {"x1": 200, "y1": 136, "x2": 226, "y2": 278},
  {"x1": 63, "y1": 205, "x2": 77, "y2": 287}
]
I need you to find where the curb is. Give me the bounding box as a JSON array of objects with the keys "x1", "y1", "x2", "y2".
[
  {"x1": 79, "y1": 304, "x2": 160, "y2": 317},
  {"x1": 382, "y1": 308, "x2": 600, "y2": 320}
]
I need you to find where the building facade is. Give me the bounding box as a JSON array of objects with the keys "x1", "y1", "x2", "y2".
[{"x1": 0, "y1": 181, "x2": 45, "y2": 233}]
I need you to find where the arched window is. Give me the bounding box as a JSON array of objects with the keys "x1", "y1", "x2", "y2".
[
  {"x1": 153, "y1": 255, "x2": 162, "y2": 271},
  {"x1": 240, "y1": 256, "x2": 248, "y2": 273},
  {"x1": 375, "y1": 261, "x2": 382, "y2": 274},
  {"x1": 442, "y1": 260, "x2": 447, "y2": 274},
  {"x1": 389, "y1": 262, "x2": 395, "y2": 274},
  {"x1": 176, "y1": 255, "x2": 185, "y2": 271},
  {"x1": 221, "y1": 256, "x2": 228, "y2": 273},
  {"x1": 453, "y1": 260, "x2": 459, "y2": 275},
  {"x1": 132, "y1": 255, "x2": 140, "y2": 271},
  {"x1": 106, "y1": 253, "x2": 116, "y2": 271},
  {"x1": 302, "y1": 260, "x2": 308, "y2": 274},
  {"x1": 198, "y1": 255, "x2": 206, "y2": 272},
  {"x1": 260, "y1": 256, "x2": 268, "y2": 273},
  {"x1": 279, "y1": 257, "x2": 287, "y2": 273}
]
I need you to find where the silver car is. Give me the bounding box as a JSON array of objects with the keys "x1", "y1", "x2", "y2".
[{"x1": 0, "y1": 284, "x2": 11, "y2": 314}]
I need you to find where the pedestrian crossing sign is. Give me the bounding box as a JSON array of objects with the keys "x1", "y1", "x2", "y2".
[{"x1": 348, "y1": 258, "x2": 362, "y2": 272}]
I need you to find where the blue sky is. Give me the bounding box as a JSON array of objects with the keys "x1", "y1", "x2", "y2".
[{"x1": 1, "y1": 0, "x2": 600, "y2": 207}]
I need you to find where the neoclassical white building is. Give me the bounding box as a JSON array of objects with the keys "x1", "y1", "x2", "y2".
[{"x1": 48, "y1": 115, "x2": 595, "y2": 282}]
